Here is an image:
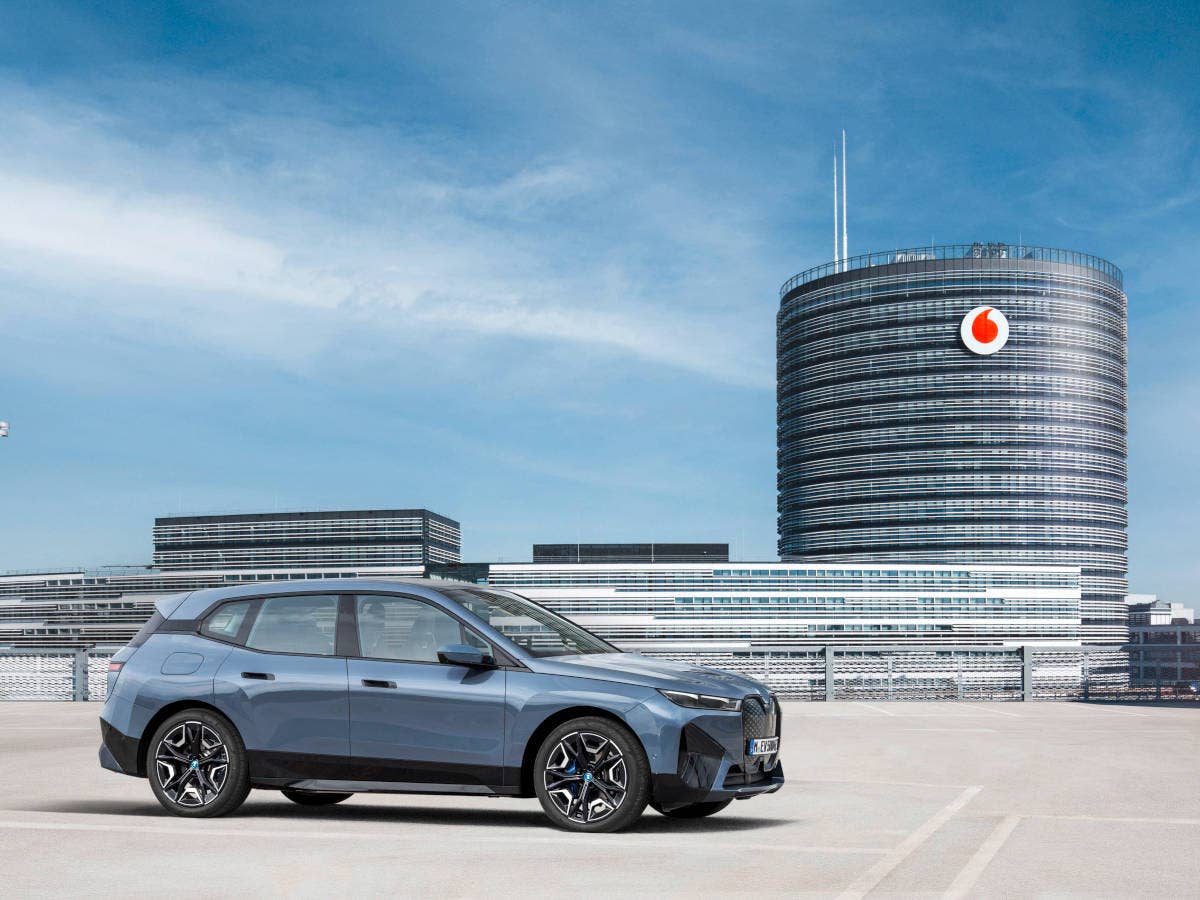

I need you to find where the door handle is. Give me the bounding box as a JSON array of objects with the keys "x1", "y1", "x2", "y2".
[
  {"x1": 361, "y1": 678, "x2": 397, "y2": 689},
  {"x1": 241, "y1": 671, "x2": 275, "y2": 680}
]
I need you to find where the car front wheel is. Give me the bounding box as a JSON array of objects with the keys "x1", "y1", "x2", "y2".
[
  {"x1": 533, "y1": 716, "x2": 650, "y2": 833},
  {"x1": 147, "y1": 709, "x2": 250, "y2": 818}
]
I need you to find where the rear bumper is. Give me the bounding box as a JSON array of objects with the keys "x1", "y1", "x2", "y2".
[{"x1": 99, "y1": 719, "x2": 141, "y2": 777}]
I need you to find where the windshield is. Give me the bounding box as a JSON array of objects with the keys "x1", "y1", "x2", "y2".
[{"x1": 441, "y1": 587, "x2": 617, "y2": 657}]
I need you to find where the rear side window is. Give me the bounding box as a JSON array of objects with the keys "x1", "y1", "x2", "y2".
[
  {"x1": 200, "y1": 601, "x2": 252, "y2": 643},
  {"x1": 245, "y1": 595, "x2": 339, "y2": 656},
  {"x1": 127, "y1": 612, "x2": 165, "y2": 648}
]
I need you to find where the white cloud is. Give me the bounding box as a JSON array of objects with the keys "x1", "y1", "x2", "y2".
[{"x1": 0, "y1": 78, "x2": 775, "y2": 389}]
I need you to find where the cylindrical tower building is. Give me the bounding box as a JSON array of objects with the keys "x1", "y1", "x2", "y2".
[{"x1": 777, "y1": 243, "x2": 1128, "y2": 646}]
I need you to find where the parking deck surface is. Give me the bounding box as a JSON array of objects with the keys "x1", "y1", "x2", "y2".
[{"x1": 1, "y1": 701, "x2": 1196, "y2": 897}]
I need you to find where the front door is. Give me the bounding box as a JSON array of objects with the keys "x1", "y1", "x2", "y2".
[
  {"x1": 347, "y1": 593, "x2": 506, "y2": 790},
  {"x1": 212, "y1": 593, "x2": 349, "y2": 781}
]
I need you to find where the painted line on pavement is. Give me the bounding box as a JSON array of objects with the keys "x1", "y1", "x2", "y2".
[
  {"x1": 901, "y1": 728, "x2": 998, "y2": 733},
  {"x1": 943, "y1": 814, "x2": 1021, "y2": 899},
  {"x1": 854, "y1": 702, "x2": 897, "y2": 717},
  {"x1": 835, "y1": 784, "x2": 983, "y2": 900},
  {"x1": 792, "y1": 777, "x2": 972, "y2": 789},
  {"x1": 1025, "y1": 813, "x2": 1200, "y2": 826},
  {"x1": 954, "y1": 703, "x2": 1021, "y2": 718}
]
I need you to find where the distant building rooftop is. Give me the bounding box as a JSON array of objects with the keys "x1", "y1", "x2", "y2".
[
  {"x1": 153, "y1": 508, "x2": 461, "y2": 570},
  {"x1": 532, "y1": 543, "x2": 729, "y2": 564}
]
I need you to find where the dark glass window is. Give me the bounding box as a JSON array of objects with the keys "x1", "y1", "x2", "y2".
[
  {"x1": 442, "y1": 587, "x2": 615, "y2": 657},
  {"x1": 200, "y1": 601, "x2": 251, "y2": 643},
  {"x1": 355, "y1": 595, "x2": 489, "y2": 663},
  {"x1": 245, "y1": 595, "x2": 339, "y2": 656}
]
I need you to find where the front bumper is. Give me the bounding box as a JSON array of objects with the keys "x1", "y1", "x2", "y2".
[
  {"x1": 650, "y1": 699, "x2": 785, "y2": 808},
  {"x1": 653, "y1": 760, "x2": 784, "y2": 807}
]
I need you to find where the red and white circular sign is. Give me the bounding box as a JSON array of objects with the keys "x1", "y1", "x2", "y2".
[{"x1": 960, "y1": 306, "x2": 1009, "y2": 355}]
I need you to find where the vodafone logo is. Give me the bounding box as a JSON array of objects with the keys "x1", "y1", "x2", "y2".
[{"x1": 960, "y1": 306, "x2": 1009, "y2": 355}]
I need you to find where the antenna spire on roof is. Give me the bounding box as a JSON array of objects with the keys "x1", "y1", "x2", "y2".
[
  {"x1": 841, "y1": 129, "x2": 848, "y2": 267},
  {"x1": 833, "y1": 152, "x2": 840, "y2": 270}
]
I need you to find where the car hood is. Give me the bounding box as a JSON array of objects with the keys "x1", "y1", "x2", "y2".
[{"x1": 527, "y1": 652, "x2": 770, "y2": 701}]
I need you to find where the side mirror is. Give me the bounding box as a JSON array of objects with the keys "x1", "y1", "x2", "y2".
[{"x1": 437, "y1": 643, "x2": 493, "y2": 668}]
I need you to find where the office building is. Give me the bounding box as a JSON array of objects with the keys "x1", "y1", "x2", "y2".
[
  {"x1": 482, "y1": 561, "x2": 1080, "y2": 650},
  {"x1": 1125, "y1": 595, "x2": 1198, "y2": 684},
  {"x1": 777, "y1": 243, "x2": 1128, "y2": 647},
  {"x1": 532, "y1": 543, "x2": 729, "y2": 564},
  {"x1": 2, "y1": 552, "x2": 1113, "y2": 697},
  {"x1": 4, "y1": 559, "x2": 1079, "y2": 652},
  {"x1": 152, "y1": 509, "x2": 460, "y2": 570},
  {"x1": 0, "y1": 565, "x2": 425, "y2": 648}
]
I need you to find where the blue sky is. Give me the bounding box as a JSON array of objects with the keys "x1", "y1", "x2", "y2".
[{"x1": 0, "y1": 1, "x2": 1196, "y2": 599}]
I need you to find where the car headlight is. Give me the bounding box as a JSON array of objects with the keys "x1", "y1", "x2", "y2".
[{"x1": 658, "y1": 689, "x2": 742, "y2": 711}]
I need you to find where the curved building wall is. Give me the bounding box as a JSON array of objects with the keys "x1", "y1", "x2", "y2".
[{"x1": 777, "y1": 244, "x2": 1128, "y2": 645}]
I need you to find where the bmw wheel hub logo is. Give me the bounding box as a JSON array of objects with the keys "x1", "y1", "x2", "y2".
[
  {"x1": 190, "y1": 759, "x2": 199, "y2": 770},
  {"x1": 961, "y1": 306, "x2": 1009, "y2": 355},
  {"x1": 583, "y1": 772, "x2": 593, "y2": 783}
]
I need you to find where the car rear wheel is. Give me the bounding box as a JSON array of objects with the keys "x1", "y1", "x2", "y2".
[
  {"x1": 148, "y1": 709, "x2": 250, "y2": 818},
  {"x1": 533, "y1": 716, "x2": 650, "y2": 833},
  {"x1": 281, "y1": 789, "x2": 353, "y2": 806},
  {"x1": 651, "y1": 799, "x2": 732, "y2": 819}
]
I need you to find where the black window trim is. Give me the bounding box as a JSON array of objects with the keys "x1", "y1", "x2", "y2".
[
  {"x1": 193, "y1": 592, "x2": 344, "y2": 659},
  {"x1": 190, "y1": 589, "x2": 522, "y2": 668}
]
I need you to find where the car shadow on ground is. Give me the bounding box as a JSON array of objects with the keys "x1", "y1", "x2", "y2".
[{"x1": 20, "y1": 798, "x2": 790, "y2": 833}]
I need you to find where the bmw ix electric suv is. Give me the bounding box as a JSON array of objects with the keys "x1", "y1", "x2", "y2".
[{"x1": 99, "y1": 579, "x2": 783, "y2": 832}]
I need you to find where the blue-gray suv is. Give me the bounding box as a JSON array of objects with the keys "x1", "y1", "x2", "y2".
[{"x1": 99, "y1": 579, "x2": 783, "y2": 832}]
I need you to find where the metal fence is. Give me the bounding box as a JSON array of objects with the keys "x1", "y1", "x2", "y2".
[
  {"x1": 0, "y1": 649, "x2": 114, "y2": 701},
  {"x1": 778, "y1": 242, "x2": 1124, "y2": 297},
  {"x1": 656, "y1": 645, "x2": 1192, "y2": 702},
  {"x1": 1, "y1": 645, "x2": 1193, "y2": 703}
]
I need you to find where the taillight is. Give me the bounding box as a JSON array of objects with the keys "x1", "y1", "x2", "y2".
[{"x1": 106, "y1": 659, "x2": 125, "y2": 693}]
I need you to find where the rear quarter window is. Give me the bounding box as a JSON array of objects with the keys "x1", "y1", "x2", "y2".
[{"x1": 200, "y1": 600, "x2": 253, "y2": 643}]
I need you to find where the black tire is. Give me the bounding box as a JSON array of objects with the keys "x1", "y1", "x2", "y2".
[
  {"x1": 651, "y1": 799, "x2": 732, "y2": 819},
  {"x1": 147, "y1": 708, "x2": 250, "y2": 818},
  {"x1": 281, "y1": 789, "x2": 353, "y2": 807},
  {"x1": 532, "y1": 716, "x2": 650, "y2": 833}
]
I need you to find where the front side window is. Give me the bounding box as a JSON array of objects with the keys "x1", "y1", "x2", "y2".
[
  {"x1": 356, "y1": 594, "x2": 489, "y2": 663},
  {"x1": 441, "y1": 588, "x2": 615, "y2": 657},
  {"x1": 244, "y1": 595, "x2": 339, "y2": 656},
  {"x1": 199, "y1": 600, "x2": 251, "y2": 643}
]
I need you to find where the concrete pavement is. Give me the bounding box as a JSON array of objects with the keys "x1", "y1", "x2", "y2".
[{"x1": 0, "y1": 701, "x2": 1196, "y2": 897}]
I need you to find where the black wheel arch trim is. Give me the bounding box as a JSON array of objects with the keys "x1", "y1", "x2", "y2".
[
  {"x1": 518, "y1": 706, "x2": 643, "y2": 798},
  {"x1": 136, "y1": 699, "x2": 235, "y2": 777}
]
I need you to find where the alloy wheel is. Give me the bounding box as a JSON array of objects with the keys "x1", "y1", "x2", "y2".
[
  {"x1": 154, "y1": 720, "x2": 229, "y2": 807},
  {"x1": 543, "y1": 730, "x2": 627, "y2": 824}
]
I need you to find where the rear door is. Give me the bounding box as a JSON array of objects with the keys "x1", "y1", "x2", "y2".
[
  {"x1": 347, "y1": 593, "x2": 507, "y2": 790},
  {"x1": 212, "y1": 593, "x2": 350, "y2": 781}
]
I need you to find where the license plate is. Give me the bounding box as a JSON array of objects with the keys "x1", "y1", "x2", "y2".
[{"x1": 747, "y1": 737, "x2": 779, "y2": 756}]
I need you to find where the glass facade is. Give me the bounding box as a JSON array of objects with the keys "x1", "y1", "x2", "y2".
[
  {"x1": 485, "y1": 562, "x2": 1082, "y2": 652},
  {"x1": 777, "y1": 244, "x2": 1128, "y2": 645},
  {"x1": 152, "y1": 509, "x2": 461, "y2": 570}
]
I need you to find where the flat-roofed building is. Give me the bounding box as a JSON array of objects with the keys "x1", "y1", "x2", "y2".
[
  {"x1": 152, "y1": 509, "x2": 460, "y2": 570},
  {"x1": 1125, "y1": 594, "x2": 1198, "y2": 684},
  {"x1": 532, "y1": 543, "x2": 729, "y2": 564}
]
